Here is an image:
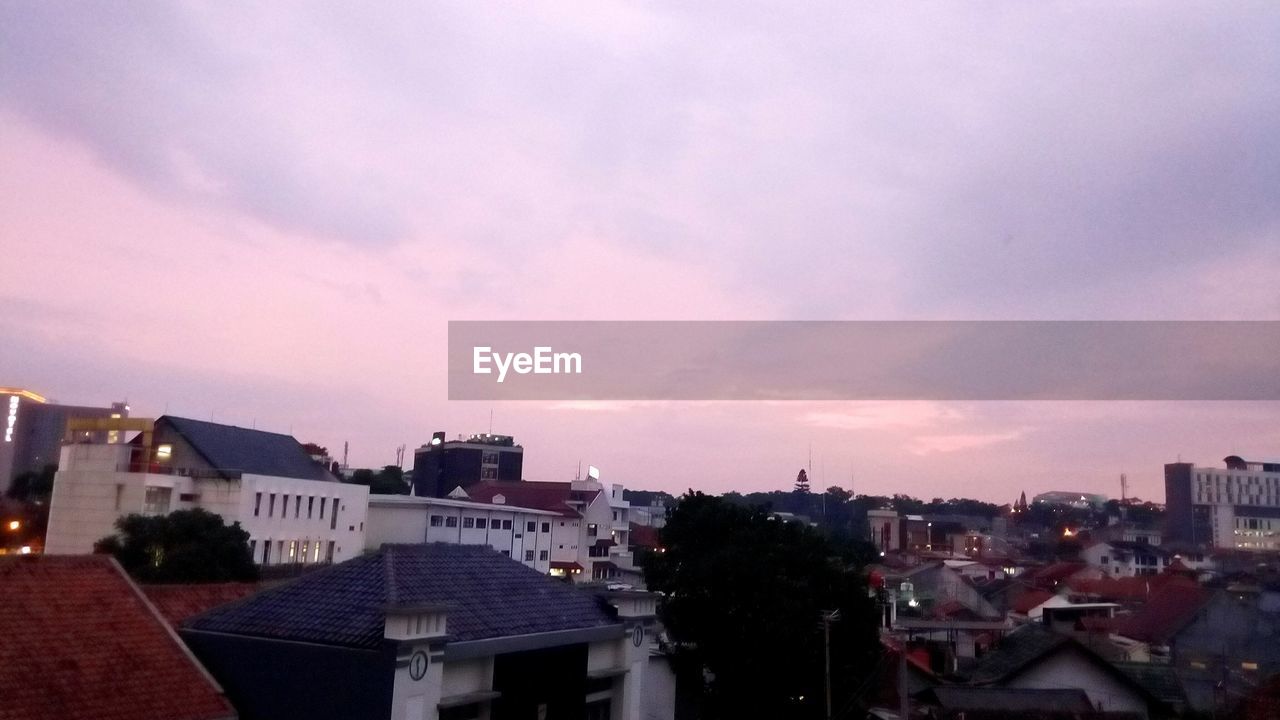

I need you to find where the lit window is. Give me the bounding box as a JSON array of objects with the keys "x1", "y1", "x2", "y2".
[
  {"x1": 156, "y1": 444, "x2": 173, "y2": 460},
  {"x1": 1243, "y1": 661, "x2": 1259, "y2": 671},
  {"x1": 143, "y1": 487, "x2": 172, "y2": 516}
]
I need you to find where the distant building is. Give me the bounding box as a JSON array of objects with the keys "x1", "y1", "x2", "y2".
[
  {"x1": 1081, "y1": 541, "x2": 1174, "y2": 577},
  {"x1": 182, "y1": 543, "x2": 664, "y2": 720},
  {"x1": 0, "y1": 554, "x2": 237, "y2": 720},
  {"x1": 45, "y1": 415, "x2": 368, "y2": 565},
  {"x1": 1166, "y1": 456, "x2": 1280, "y2": 550},
  {"x1": 465, "y1": 476, "x2": 639, "y2": 584},
  {"x1": 1032, "y1": 490, "x2": 1108, "y2": 509},
  {"x1": 364, "y1": 494, "x2": 563, "y2": 573},
  {"x1": 0, "y1": 387, "x2": 128, "y2": 493},
  {"x1": 410, "y1": 431, "x2": 524, "y2": 497}
]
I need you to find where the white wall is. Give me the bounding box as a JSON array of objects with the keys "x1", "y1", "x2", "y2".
[{"x1": 1008, "y1": 648, "x2": 1148, "y2": 718}]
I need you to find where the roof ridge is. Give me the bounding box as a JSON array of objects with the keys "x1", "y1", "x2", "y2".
[{"x1": 383, "y1": 545, "x2": 398, "y2": 606}]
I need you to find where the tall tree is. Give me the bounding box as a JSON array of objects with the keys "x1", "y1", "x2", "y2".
[
  {"x1": 645, "y1": 492, "x2": 878, "y2": 719},
  {"x1": 794, "y1": 468, "x2": 811, "y2": 494},
  {"x1": 94, "y1": 508, "x2": 258, "y2": 583}
]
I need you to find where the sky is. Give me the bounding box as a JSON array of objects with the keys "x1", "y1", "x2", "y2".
[{"x1": 2, "y1": 2, "x2": 1278, "y2": 502}]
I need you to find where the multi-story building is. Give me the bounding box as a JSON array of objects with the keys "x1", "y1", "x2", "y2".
[
  {"x1": 409, "y1": 431, "x2": 524, "y2": 497},
  {"x1": 0, "y1": 387, "x2": 129, "y2": 493},
  {"x1": 365, "y1": 494, "x2": 563, "y2": 573},
  {"x1": 45, "y1": 415, "x2": 368, "y2": 565},
  {"x1": 1166, "y1": 456, "x2": 1280, "y2": 550},
  {"x1": 465, "y1": 475, "x2": 640, "y2": 584}
]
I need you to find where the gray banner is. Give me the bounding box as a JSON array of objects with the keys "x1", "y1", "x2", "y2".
[{"x1": 448, "y1": 321, "x2": 1280, "y2": 401}]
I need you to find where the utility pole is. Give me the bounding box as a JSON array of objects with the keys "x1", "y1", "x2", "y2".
[
  {"x1": 821, "y1": 609, "x2": 841, "y2": 720},
  {"x1": 898, "y1": 637, "x2": 909, "y2": 720}
]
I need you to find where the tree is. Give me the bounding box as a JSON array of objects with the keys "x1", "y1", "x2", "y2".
[
  {"x1": 644, "y1": 492, "x2": 878, "y2": 719},
  {"x1": 794, "y1": 468, "x2": 810, "y2": 494},
  {"x1": 94, "y1": 508, "x2": 258, "y2": 583},
  {"x1": 6, "y1": 464, "x2": 56, "y2": 502},
  {"x1": 346, "y1": 465, "x2": 409, "y2": 495}
]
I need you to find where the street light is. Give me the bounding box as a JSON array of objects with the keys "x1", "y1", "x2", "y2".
[{"x1": 6, "y1": 520, "x2": 18, "y2": 531}]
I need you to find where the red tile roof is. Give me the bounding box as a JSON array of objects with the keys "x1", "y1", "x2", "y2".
[
  {"x1": 1066, "y1": 573, "x2": 1194, "y2": 603},
  {"x1": 628, "y1": 523, "x2": 661, "y2": 549},
  {"x1": 1011, "y1": 589, "x2": 1055, "y2": 615},
  {"x1": 0, "y1": 555, "x2": 236, "y2": 720},
  {"x1": 143, "y1": 583, "x2": 260, "y2": 626},
  {"x1": 466, "y1": 481, "x2": 598, "y2": 517},
  {"x1": 1025, "y1": 562, "x2": 1088, "y2": 587},
  {"x1": 1113, "y1": 583, "x2": 1212, "y2": 644}
]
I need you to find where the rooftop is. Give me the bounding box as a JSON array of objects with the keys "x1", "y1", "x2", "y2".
[
  {"x1": 465, "y1": 480, "x2": 600, "y2": 517},
  {"x1": 143, "y1": 583, "x2": 260, "y2": 626},
  {"x1": 0, "y1": 555, "x2": 235, "y2": 720},
  {"x1": 185, "y1": 544, "x2": 618, "y2": 650},
  {"x1": 157, "y1": 415, "x2": 335, "y2": 482}
]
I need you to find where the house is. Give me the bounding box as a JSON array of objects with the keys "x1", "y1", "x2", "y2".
[
  {"x1": 1081, "y1": 541, "x2": 1174, "y2": 577},
  {"x1": 0, "y1": 554, "x2": 236, "y2": 720},
  {"x1": 465, "y1": 479, "x2": 639, "y2": 584},
  {"x1": 1163, "y1": 587, "x2": 1280, "y2": 715},
  {"x1": 45, "y1": 416, "x2": 369, "y2": 566},
  {"x1": 182, "y1": 543, "x2": 664, "y2": 720},
  {"x1": 961, "y1": 623, "x2": 1173, "y2": 718},
  {"x1": 364, "y1": 494, "x2": 563, "y2": 573}
]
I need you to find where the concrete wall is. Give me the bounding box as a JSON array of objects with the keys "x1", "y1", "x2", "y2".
[{"x1": 1008, "y1": 649, "x2": 1148, "y2": 718}]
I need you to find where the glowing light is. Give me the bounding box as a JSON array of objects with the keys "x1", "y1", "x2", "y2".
[
  {"x1": 19, "y1": 546, "x2": 31, "y2": 555},
  {"x1": 6, "y1": 520, "x2": 18, "y2": 531},
  {"x1": 1062, "y1": 528, "x2": 1075, "y2": 537},
  {"x1": 156, "y1": 444, "x2": 173, "y2": 459}
]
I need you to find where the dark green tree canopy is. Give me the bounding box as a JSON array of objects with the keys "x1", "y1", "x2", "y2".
[
  {"x1": 94, "y1": 508, "x2": 258, "y2": 583},
  {"x1": 346, "y1": 465, "x2": 409, "y2": 495},
  {"x1": 644, "y1": 491, "x2": 878, "y2": 719}
]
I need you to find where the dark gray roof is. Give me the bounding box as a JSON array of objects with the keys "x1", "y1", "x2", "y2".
[
  {"x1": 966, "y1": 624, "x2": 1070, "y2": 684},
  {"x1": 929, "y1": 687, "x2": 1093, "y2": 712},
  {"x1": 184, "y1": 544, "x2": 620, "y2": 649},
  {"x1": 1114, "y1": 662, "x2": 1188, "y2": 712},
  {"x1": 159, "y1": 415, "x2": 333, "y2": 481}
]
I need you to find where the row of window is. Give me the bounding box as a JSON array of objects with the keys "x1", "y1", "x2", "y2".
[
  {"x1": 254, "y1": 491, "x2": 341, "y2": 529},
  {"x1": 250, "y1": 538, "x2": 336, "y2": 565},
  {"x1": 523, "y1": 550, "x2": 550, "y2": 562},
  {"x1": 428, "y1": 516, "x2": 551, "y2": 533}
]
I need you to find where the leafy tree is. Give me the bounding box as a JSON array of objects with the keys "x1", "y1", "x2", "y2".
[
  {"x1": 645, "y1": 492, "x2": 878, "y2": 719},
  {"x1": 94, "y1": 508, "x2": 258, "y2": 583},
  {"x1": 346, "y1": 465, "x2": 409, "y2": 495},
  {"x1": 6, "y1": 464, "x2": 56, "y2": 502}
]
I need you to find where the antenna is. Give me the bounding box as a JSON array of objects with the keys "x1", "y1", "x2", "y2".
[
  {"x1": 343, "y1": 441, "x2": 349, "y2": 469},
  {"x1": 489, "y1": 408, "x2": 494, "y2": 434},
  {"x1": 1120, "y1": 473, "x2": 1127, "y2": 503}
]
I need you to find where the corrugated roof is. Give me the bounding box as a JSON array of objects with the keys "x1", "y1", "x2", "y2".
[
  {"x1": 159, "y1": 416, "x2": 334, "y2": 481},
  {"x1": 184, "y1": 544, "x2": 618, "y2": 650},
  {"x1": 0, "y1": 555, "x2": 236, "y2": 720}
]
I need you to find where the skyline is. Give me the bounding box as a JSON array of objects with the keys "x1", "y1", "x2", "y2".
[{"x1": 3, "y1": 3, "x2": 1279, "y2": 503}]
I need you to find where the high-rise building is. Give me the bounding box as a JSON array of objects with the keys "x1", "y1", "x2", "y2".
[
  {"x1": 0, "y1": 388, "x2": 128, "y2": 493},
  {"x1": 1166, "y1": 455, "x2": 1280, "y2": 550},
  {"x1": 409, "y1": 431, "x2": 523, "y2": 497}
]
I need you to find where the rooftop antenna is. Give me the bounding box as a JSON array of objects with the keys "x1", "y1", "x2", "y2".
[
  {"x1": 1120, "y1": 473, "x2": 1128, "y2": 503},
  {"x1": 489, "y1": 408, "x2": 494, "y2": 434},
  {"x1": 808, "y1": 443, "x2": 813, "y2": 475},
  {"x1": 576, "y1": 460, "x2": 582, "y2": 481},
  {"x1": 343, "y1": 441, "x2": 349, "y2": 469},
  {"x1": 395, "y1": 444, "x2": 406, "y2": 467}
]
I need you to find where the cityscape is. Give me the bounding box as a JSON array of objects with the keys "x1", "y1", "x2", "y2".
[{"x1": 3, "y1": 3, "x2": 1280, "y2": 720}]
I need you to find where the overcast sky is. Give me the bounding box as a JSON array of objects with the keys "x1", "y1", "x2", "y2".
[{"x1": 2, "y1": 2, "x2": 1278, "y2": 502}]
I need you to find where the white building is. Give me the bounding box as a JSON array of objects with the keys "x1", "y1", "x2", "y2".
[
  {"x1": 1166, "y1": 456, "x2": 1280, "y2": 550},
  {"x1": 45, "y1": 416, "x2": 368, "y2": 565},
  {"x1": 465, "y1": 475, "x2": 642, "y2": 584},
  {"x1": 1080, "y1": 540, "x2": 1173, "y2": 578},
  {"x1": 365, "y1": 494, "x2": 564, "y2": 573}
]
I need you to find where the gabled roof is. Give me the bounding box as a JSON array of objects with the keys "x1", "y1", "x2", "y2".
[
  {"x1": 1025, "y1": 562, "x2": 1087, "y2": 586},
  {"x1": 966, "y1": 624, "x2": 1071, "y2": 684},
  {"x1": 466, "y1": 480, "x2": 599, "y2": 517},
  {"x1": 0, "y1": 555, "x2": 236, "y2": 720},
  {"x1": 1066, "y1": 573, "x2": 1194, "y2": 603},
  {"x1": 1113, "y1": 583, "x2": 1212, "y2": 644},
  {"x1": 157, "y1": 416, "x2": 334, "y2": 481},
  {"x1": 1011, "y1": 589, "x2": 1055, "y2": 615},
  {"x1": 185, "y1": 544, "x2": 617, "y2": 650},
  {"x1": 143, "y1": 583, "x2": 260, "y2": 626}
]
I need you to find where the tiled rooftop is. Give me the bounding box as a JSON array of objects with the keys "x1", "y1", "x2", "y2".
[
  {"x1": 0, "y1": 555, "x2": 236, "y2": 720},
  {"x1": 185, "y1": 543, "x2": 618, "y2": 650}
]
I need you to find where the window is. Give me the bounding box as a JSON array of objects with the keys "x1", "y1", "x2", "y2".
[
  {"x1": 301, "y1": 540, "x2": 310, "y2": 563},
  {"x1": 282, "y1": 494, "x2": 289, "y2": 519},
  {"x1": 277, "y1": 540, "x2": 284, "y2": 560},
  {"x1": 313, "y1": 542, "x2": 321, "y2": 563},
  {"x1": 525, "y1": 550, "x2": 535, "y2": 561},
  {"x1": 269, "y1": 493, "x2": 277, "y2": 517},
  {"x1": 588, "y1": 523, "x2": 598, "y2": 537},
  {"x1": 114, "y1": 484, "x2": 125, "y2": 511},
  {"x1": 307, "y1": 496, "x2": 314, "y2": 519},
  {"x1": 527, "y1": 521, "x2": 537, "y2": 532},
  {"x1": 295, "y1": 496, "x2": 301, "y2": 518},
  {"x1": 446, "y1": 517, "x2": 458, "y2": 528},
  {"x1": 463, "y1": 517, "x2": 475, "y2": 529},
  {"x1": 502, "y1": 519, "x2": 512, "y2": 529},
  {"x1": 262, "y1": 539, "x2": 271, "y2": 564},
  {"x1": 249, "y1": 540, "x2": 257, "y2": 558},
  {"x1": 325, "y1": 540, "x2": 335, "y2": 563},
  {"x1": 430, "y1": 515, "x2": 443, "y2": 527},
  {"x1": 481, "y1": 451, "x2": 499, "y2": 465},
  {"x1": 254, "y1": 492, "x2": 263, "y2": 517},
  {"x1": 476, "y1": 518, "x2": 487, "y2": 529},
  {"x1": 288, "y1": 541, "x2": 297, "y2": 562},
  {"x1": 541, "y1": 522, "x2": 550, "y2": 533},
  {"x1": 155, "y1": 444, "x2": 172, "y2": 460},
  {"x1": 319, "y1": 497, "x2": 326, "y2": 519},
  {"x1": 1100, "y1": 556, "x2": 1109, "y2": 564},
  {"x1": 143, "y1": 487, "x2": 172, "y2": 516},
  {"x1": 539, "y1": 550, "x2": 548, "y2": 561},
  {"x1": 330, "y1": 499, "x2": 339, "y2": 530}
]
